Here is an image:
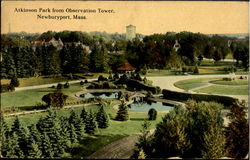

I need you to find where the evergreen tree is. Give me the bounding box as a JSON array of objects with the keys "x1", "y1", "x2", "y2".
[
  {"x1": 80, "y1": 107, "x2": 88, "y2": 124},
  {"x1": 96, "y1": 104, "x2": 109, "y2": 128},
  {"x1": 28, "y1": 141, "x2": 42, "y2": 158},
  {"x1": 68, "y1": 110, "x2": 83, "y2": 138},
  {"x1": 6, "y1": 133, "x2": 24, "y2": 158},
  {"x1": 36, "y1": 109, "x2": 65, "y2": 157},
  {"x1": 69, "y1": 124, "x2": 78, "y2": 145},
  {"x1": 41, "y1": 132, "x2": 54, "y2": 158},
  {"x1": 84, "y1": 111, "x2": 96, "y2": 135},
  {"x1": 10, "y1": 116, "x2": 22, "y2": 136},
  {"x1": 225, "y1": 101, "x2": 249, "y2": 158},
  {"x1": 17, "y1": 126, "x2": 30, "y2": 157},
  {"x1": 115, "y1": 100, "x2": 129, "y2": 121},
  {"x1": 202, "y1": 123, "x2": 226, "y2": 159}
]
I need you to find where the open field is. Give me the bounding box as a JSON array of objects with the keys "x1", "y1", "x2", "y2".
[{"x1": 195, "y1": 85, "x2": 248, "y2": 95}]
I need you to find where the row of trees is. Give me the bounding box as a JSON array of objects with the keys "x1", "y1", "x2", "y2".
[
  {"x1": 126, "y1": 32, "x2": 249, "y2": 70},
  {"x1": 1, "y1": 105, "x2": 109, "y2": 158},
  {"x1": 1, "y1": 31, "x2": 248, "y2": 79},
  {"x1": 133, "y1": 100, "x2": 249, "y2": 159}
]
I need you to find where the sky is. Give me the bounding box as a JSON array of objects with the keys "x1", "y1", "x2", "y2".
[{"x1": 1, "y1": 1, "x2": 249, "y2": 35}]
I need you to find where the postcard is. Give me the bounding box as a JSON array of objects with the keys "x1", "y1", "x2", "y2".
[{"x1": 0, "y1": 1, "x2": 249, "y2": 159}]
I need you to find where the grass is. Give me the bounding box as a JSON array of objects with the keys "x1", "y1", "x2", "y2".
[
  {"x1": 1, "y1": 84, "x2": 83, "y2": 109},
  {"x1": 1, "y1": 76, "x2": 70, "y2": 87},
  {"x1": 1, "y1": 73, "x2": 109, "y2": 87},
  {"x1": 210, "y1": 79, "x2": 248, "y2": 85},
  {"x1": 174, "y1": 78, "x2": 215, "y2": 90},
  {"x1": 146, "y1": 69, "x2": 176, "y2": 77},
  {"x1": 195, "y1": 85, "x2": 248, "y2": 95}
]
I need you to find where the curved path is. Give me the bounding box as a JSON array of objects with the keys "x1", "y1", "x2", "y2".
[{"x1": 147, "y1": 74, "x2": 248, "y2": 101}]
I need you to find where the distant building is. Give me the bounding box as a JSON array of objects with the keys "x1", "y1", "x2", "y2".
[
  {"x1": 126, "y1": 25, "x2": 136, "y2": 41},
  {"x1": 64, "y1": 41, "x2": 91, "y2": 54},
  {"x1": 32, "y1": 37, "x2": 64, "y2": 51},
  {"x1": 117, "y1": 62, "x2": 136, "y2": 74}
]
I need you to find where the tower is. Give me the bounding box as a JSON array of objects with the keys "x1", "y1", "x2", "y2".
[{"x1": 126, "y1": 25, "x2": 136, "y2": 41}]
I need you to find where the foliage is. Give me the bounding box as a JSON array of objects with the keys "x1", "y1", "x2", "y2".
[
  {"x1": 148, "y1": 108, "x2": 157, "y2": 120},
  {"x1": 10, "y1": 76, "x2": 20, "y2": 87},
  {"x1": 201, "y1": 123, "x2": 226, "y2": 159},
  {"x1": 96, "y1": 104, "x2": 109, "y2": 128},
  {"x1": 115, "y1": 100, "x2": 129, "y2": 121},
  {"x1": 80, "y1": 107, "x2": 88, "y2": 124},
  {"x1": 225, "y1": 101, "x2": 249, "y2": 158},
  {"x1": 132, "y1": 120, "x2": 152, "y2": 158},
  {"x1": 42, "y1": 91, "x2": 68, "y2": 108},
  {"x1": 162, "y1": 89, "x2": 237, "y2": 107},
  {"x1": 84, "y1": 111, "x2": 96, "y2": 135},
  {"x1": 68, "y1": 110, "x2": 84, "y2": 138},
  {"x1": 64, "y1": 82, "x2": 70, "y2": 88},
  {"x1": 134, "y1": 101, "x2": 226, "y2": 158}
]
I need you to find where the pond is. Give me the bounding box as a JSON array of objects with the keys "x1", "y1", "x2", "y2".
[
  {"x1": 80, "y1": 92, "x2": 118, "y2": 99},
  {"x1": 128, "y1": 100, "x2": 174, "y2": 113}
]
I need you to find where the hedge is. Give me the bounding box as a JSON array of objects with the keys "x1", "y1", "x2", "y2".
[
  {"x1": 116, "y1": 79, "x2": 161, "y2": 94},
  {"x1": 162, "y1": 89, "x2": 237, "y2": 107}
]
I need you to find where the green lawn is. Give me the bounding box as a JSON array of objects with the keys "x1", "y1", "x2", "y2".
[
  {"x1": 210, "y1": 79, "x2": 248, "y2": 85},
  {"x1": 1, "y1": 76, "x2": 70, "y2": 87},
  {"x1": 146, "y1": 69, "x2": 176, "y2": 77},
  {"x1": 174, "y1": 78, "x2": 215, "y2": 90},
  {"x1": 195, "y1": 85, "x2": 248, "y2": 95},
  {"x1": 1, "y1": 84, "x2": 83, "y2": 109}
]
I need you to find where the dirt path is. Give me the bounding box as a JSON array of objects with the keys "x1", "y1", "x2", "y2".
[{"x1": 87, "y1": 134, "x2": 140, "y2": 159}]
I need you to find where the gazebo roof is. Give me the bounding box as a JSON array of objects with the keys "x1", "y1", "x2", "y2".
[{"x1": 117, "y1": 62, "x2": 135, "y2": 71}]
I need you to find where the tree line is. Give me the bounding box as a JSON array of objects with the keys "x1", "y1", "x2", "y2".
[{"x1": 1, "y1": 31, "x2": 248, "y2": 79}]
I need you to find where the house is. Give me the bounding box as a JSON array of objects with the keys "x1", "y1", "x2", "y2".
[
  {"x1": 32, "y1": 37, "x2": 64, "y2": 51},
  {"x1": 117, "y1": 62, "x2": 136, "y2": 75}
]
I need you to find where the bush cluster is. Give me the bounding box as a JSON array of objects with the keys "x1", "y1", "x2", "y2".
[{"x1": 162, "y1": 89, "x2": 237, "y2": 107}]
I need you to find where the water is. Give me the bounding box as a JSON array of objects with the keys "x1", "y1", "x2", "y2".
[
  {"x1": 80, "y1": 92, "x2": 118, "y2": 99},
  {"x1": 129, "y1": 101, "x2": 174, "y2": 112}
]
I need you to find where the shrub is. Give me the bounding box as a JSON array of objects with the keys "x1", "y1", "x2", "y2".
[
  {"x1": 148, "y1": 108, "x2": 157, "y2": 120},
  {"x1": 64, "y1": 82, "x2": 70, "y2": 88},
  {"x1": 162, "y1": 89, "x2": 237, "y2": 107},
  {"x1": 10, "y1": 76, "x2": 20, "y2": 87},
  {"x1": 84, "y1": 79, "x2": 88, "y2": 83},
  {"x1": 80, "y1": 81, "x2": 84, "y2": 85},
  {"x1": 98, "y1": 75, "x2": 107, "y2": 81},
  {"x1": 57, "y1": 83, "x2": 63, "y2": 90},
  {"x1": 42, "y1": 91, "x2": 68, "y2": 108}
]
